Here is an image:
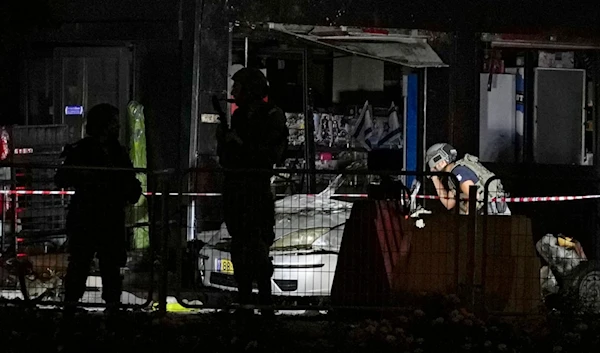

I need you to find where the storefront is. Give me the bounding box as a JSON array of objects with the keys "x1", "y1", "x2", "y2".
[
  {"x1": 475, "y1": 33, "x2": 600, "y2": 259},
  {"x1": 478, "y1": 33, "x2": 600, "y2": 167},
  {"x1": 191, "y1": 22, "x2": 449, "y2": 235}
]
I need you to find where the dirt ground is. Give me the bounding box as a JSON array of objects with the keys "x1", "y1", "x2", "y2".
[
  {"x1": 0, "y1": 293, "x2": 599, "y2": 353},
  {"x1": 0, "y1": 307, "x2": 349, "y2": 353}
]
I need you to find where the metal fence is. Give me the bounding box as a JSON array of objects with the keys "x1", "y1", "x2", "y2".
[
  {"x1": 2, "y1": 163, "x2": 599, "y2": 316},
  {"x1": 0, "y1": 163, "x2": 158, "y2": 310},
  {"x1": 171, "y1": 168, "x2": 463, "y2": 311}
]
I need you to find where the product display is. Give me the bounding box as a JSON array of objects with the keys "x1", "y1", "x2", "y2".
[
  {"x1": 281, "y1": 101, "x2": 401, "y2": 194},
  {"x1": 315, "y1": 113, "x2": 351, "y2": 147},
  {"x1": 285, "y1": 113, "x2": 305, "y2": 146},
  {"x1": 348, "y1": 102, "x2": 403, "y2": 149}
]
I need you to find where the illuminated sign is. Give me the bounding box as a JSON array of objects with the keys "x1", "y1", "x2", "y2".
[
  {"x1": 65, "y1": 106, "x2": 84, "y2": 115},
  {"x1": 14, "y1": 148, "x2": 34, "y2": 155}
]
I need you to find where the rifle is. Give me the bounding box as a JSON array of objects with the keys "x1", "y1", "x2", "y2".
[{"x1": 211, "y1": 95, "x2": 232, "y2": 131}]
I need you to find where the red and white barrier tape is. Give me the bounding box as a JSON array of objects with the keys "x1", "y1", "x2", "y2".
[
  {"x1": 1, "y1": 190, "x2": 74, "y2": 195},
  {"x1": 315, "y1": 194, "x2": 600, "y2": 202},
  {"x1": 3, "y1": 189, "x2": 600, "y2": 202},
  {"x1": 491, "y1": 195, "x2": 600, "y2": 203}
]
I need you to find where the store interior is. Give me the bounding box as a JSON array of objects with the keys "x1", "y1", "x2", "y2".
[{"x1": 231, "y1": 26, "x2": 416, "y2": 195}]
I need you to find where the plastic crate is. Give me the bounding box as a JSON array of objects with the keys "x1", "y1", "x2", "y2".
[{"x1": 11, "y1": 125, "x2": 69, "y2": 149}]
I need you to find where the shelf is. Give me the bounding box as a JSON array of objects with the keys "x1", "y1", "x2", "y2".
[
  {"x1": 287, "y1": 145, "x2": 368, "y2": 153},
  {"x1": 316, "y1": 145, "x2": 368, "y2": 153}
]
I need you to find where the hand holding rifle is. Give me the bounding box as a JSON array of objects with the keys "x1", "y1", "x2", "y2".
[{"x1": 213, "y1": 95, "x2": 242, "y2": 145}]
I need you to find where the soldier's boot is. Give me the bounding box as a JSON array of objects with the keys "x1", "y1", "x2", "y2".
[
  {"x1": 235, "y1": 279, "x2": 255, "y2": 318},
  {"x1": 258, "y1": 277, "x2": 274, "y2": 318}
]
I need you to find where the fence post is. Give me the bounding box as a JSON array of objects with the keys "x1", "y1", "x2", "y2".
[
  {"x1": 452, "y1": 174, "x2": 461, "y2": 295},
  {"x1": 10, "y1": 187, "x2": 17, "y2": 254},
  {"x1": 158, "y1": 177, "x2": 170, "y2": 315},
  {"x1": 479, "y1": 176, "x2": 497, "y2": 316},
  {"x1": 465, "y1": 185, "x2": 478, "y2": 311}
]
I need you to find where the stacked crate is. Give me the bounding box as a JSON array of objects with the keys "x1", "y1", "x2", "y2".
[{"x1": 10, "y1": 125, "x2": 70, "y2": 241}]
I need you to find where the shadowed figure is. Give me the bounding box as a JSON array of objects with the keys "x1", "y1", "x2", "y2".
[
  {"x1": 55, "y1": 103, "x2": 142, "y2": 317},
  {"x1": 216, "y1": 68, "x2": 288, "y2": 315}
]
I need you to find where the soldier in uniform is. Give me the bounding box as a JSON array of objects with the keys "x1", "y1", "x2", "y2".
[
  {"x1": 426, "y1": 143, "x2": 510, "y2": 215},
  {"x1": 216, "y1": 68, "x2": 288, "y2": 315},
  {"x1": 55, "y1": 103, "x2": 142, "y2": 317}
]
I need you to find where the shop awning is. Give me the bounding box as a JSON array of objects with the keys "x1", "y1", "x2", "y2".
[{"x1": 267, "y1": 23, "x2": 448, "y2": 68}]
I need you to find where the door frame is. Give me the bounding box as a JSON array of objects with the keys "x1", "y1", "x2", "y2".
[{"x1": 53, "y1": 47, "x2": 131, "y2": 143}]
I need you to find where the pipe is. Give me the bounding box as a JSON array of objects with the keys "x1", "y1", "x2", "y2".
[
  {"x1": 302, "y1": 47, "x2": 316, "y2": 194},
  {"x1": 244, "y1": 37, "x2": 249, "y2": 67},
  {"x1": 491, "y1": 40, "x2": 600, "y2": 50},
  {"x1": 189, "y1": 0, "x2": 203, "y2": 170},
  {"x1": 423, "y1": 67, "x2": 428, "y2": 169},
  {"x1": 186, "y1": 0, "x2": 204, "y2": 242}
]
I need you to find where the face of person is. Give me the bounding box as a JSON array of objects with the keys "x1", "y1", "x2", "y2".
[
  {"x1": 104, "y1": 115, "x2": 120, "y2": 141},
  {"x1": 231, "y1": 81, "x2": 246, "y2": 106},
  {"x1": 431, "y1": 160, "x2": 449, "y2": 172}
]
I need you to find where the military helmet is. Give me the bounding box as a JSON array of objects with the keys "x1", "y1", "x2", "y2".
[
  {"x1": 85, "y1": 103, "x2": 119, "y2": 137},
  {"x1": 426, "y1": 143, "x2": 457, "y2": 170},
  {"x1": 232, "y1": 67, "x2": 269, "y2": 99}
]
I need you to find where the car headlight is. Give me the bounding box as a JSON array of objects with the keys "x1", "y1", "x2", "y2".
[{"x1": 270, "y1": 228, "x2": 329, "y2": 251}]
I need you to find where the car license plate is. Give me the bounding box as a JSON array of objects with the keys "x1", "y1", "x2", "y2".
[{"x1": 216, "y1": 258, "x2": 234, "y2": 274}]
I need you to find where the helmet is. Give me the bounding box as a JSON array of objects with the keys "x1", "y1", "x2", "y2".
[
  {"x1": 85, "y1": 103, "x2": 119, "y2": 137},
  {"x1": 232, "y1": 67, "x2": 269, "y2": 99},
  {"x1": 426, "y1": 143, "x2": 457, "y2": 170}
]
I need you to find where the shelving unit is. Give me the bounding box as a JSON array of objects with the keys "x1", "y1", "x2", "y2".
[
  {"x1": 4, "y1": 125, "x2": 70, "y2": 253},
  {"x1": 279, "y1": 103, "x2": 402, "y2": 194}
]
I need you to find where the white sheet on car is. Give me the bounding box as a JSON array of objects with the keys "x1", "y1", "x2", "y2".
[{"x1": 203, "y1": 175, "x2": 354, "y2": 252}]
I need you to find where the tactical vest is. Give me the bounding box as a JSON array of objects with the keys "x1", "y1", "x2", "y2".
[
  {"x1": 222, "y1": 102, "x2": 288, "y2": 168},
  {"x1": 447, "y1": 154, "x2": 506, "y2": 214},
  {"x1": 253, "y1": 103, "x2": 288, "y2": 166}
]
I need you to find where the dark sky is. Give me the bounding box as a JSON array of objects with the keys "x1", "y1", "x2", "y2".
[
  {"x1": 228, "y1": 0, "x2": 600, "y2": 34},
  {"x1": 1, "y1": 0, "x2": 599, "y2": 36}
]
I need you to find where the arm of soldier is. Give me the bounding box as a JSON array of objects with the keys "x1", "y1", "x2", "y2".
[
  {"x1": 459, "y1": 180, "x2": 475, "y2": 213},
  {"x1": 54, "y1": 145, "x2": 84, "y2": 189},
  {"x1": 121, "y1": 150, "x2": 143, "y2": 205},
  {"x1": 431, "y1": 176, "x2": 457, "y2": 210},
  {"x1": 246, "y1": 108, "x2": 288, "y2": 166},
  {"x1": 216, "y1": 119, "x2": 243, "y2": 167},
  {"x1": 266, "y1": 108, "x2": 288, "y2": 165},
  {"x1": 453, "y1": 166, "x2": 479, "y2": 213}
]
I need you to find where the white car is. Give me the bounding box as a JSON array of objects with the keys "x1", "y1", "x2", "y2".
[{"x1": 198, "y1": 176, "x2": 353, "y2": 297}]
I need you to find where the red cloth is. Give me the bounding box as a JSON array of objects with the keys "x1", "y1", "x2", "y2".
[{"x1": 230, "y1": 96, "x2": 268, "y2": 114}]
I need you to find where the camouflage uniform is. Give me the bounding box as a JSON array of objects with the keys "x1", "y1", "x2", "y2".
[
  {"x1": 217, "y1": 100, "x2": 288, "y2": 307},
  {"x1": 55, "y1": 136, "x2": 141, "y2": 307}
]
